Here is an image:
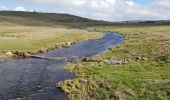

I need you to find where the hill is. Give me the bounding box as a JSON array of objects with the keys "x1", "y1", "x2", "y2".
[
  {"x1": 0, "y1": 11, "x2": 111, "y2": 27},
  {"x1": 0, "y1": 11, "x2": 105, "y2": 58}
]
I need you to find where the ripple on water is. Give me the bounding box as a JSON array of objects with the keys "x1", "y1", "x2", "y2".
[{"x1": 0, "y1": 32, "x2": 123, "y2": 100}]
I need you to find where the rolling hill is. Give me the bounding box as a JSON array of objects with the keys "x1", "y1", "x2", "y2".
[{"x1": 0, "y1": 11, "x2": 112, "y2": 27}]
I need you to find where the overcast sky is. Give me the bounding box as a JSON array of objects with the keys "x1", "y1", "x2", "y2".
[{"x1": 0, "y1": 0, "x2": 170, "y2": 21}]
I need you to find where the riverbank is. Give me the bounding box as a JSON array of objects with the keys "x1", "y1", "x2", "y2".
[
  {"x1": 57, "y1": 25, "x2": 170, "y2": 100},
  {"x1": 0, "y1": 23, "x2": 103, "y2": 59},
  {"x1": 0, "y1": 31, "x2": 123, "y2": 99}
]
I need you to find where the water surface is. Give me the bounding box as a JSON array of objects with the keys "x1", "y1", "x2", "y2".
[{"x1": 0, "y1": 32, "x2": 123, "y2": 100}]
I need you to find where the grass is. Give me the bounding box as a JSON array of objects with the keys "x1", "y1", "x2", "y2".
[
  {"x1": 0, "y1": 11, "x2": 112, "y2": 27},
  {"x1": 57, "y1": 25, "x2": 170, "y2": 100},
  {"x1": 0, "y1": 23, "x2": 102, "y2": 58},
  {"x1": 0, "y1": 11, "x2": 104, "y2": 58},
  {"x1": 1, "y1": 11, "x2": 170, "y2": 99},
  {"x1": 62, "y1": 62, "x2": 170, "y2": 100},
  {"x1": 93, "y1": 25, "x2": 170, "y2": 60}
]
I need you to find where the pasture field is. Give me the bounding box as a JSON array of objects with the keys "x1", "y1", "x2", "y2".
[
  {"x1": 1, "y1": 11, "x2": 170, "y2": 100},
  {"x1": 58, "y1": 25, "x2": 170, "y2": 100},
  {"x1": 0, "y1": 11, "x2": 103, "y2": 58}
]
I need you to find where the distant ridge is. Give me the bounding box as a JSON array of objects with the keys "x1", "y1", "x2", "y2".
[
  {"x1": 0, "y1": 11, "x2": 112, "y2": 27},
  {"x1": 0, "y1": 11, "x2": 169, "y2": 27},
  {"x1": 115, "y1": 20, "x2": 170, "y2": 24}
]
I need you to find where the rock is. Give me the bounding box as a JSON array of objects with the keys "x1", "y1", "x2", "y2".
[
  {"x1": 72, "y1": 42, "x2": 76, "y2": 44},
  {"x1": 136, "y1": 56, "x2": 142, "y2": 61},
  {"x1": 104, "y1": 59, "x2": 111, "y2": 64},
  {"x1": 80, "y1": 57, "x2": 102, "y2": 63},
  {"x1": 99, "y1": 61, "x2": 104, "y2": 65},
  {"x1": 70, "y1": 56, "x2": 79, "y2": 63},
  {"x1": 11, "y1": 51, "x2": 31, "y2": 57},
  {"x1": 23, "y1": 52, "x2": 31, "y2": 57},
  {"x1": 66, "y1": 42, "x2": 72, "y2": 47},
  {"x1": 127, "y1": 59, "x2": 132, "y2": 62},
  {"x1": 136, "y1": 56, "x2": 148, "y2": 61},
  {"x1": 79, "y1": 78, "x2": 88, "y2": 83},
  {"x1": 110, "y1": 60, "x2": 118, "y2": 64},
  {"x1": 124, "y1": 59, "x2": 129, "y2": 64},
  {"x1": 74, "y1": 65, "x2": 80, "y2": 70},
  {"x1": 81, "y1": 57, "x2": 94, "y2": 62},
  {"x1": 142, "y1": 57, "x2": 148, "y2": 61},
  {"x1": 39, "y1": 48, "x2": 47, "y2": 53},
  {"x1": 108, "y1": 47, "x2": 112, "y2": 51},
  {"x1": 37, "y1": 85, "x2": 41, "y2": 88},
  {"x1": 88, "y1": 29, "x2": 97, "y2": 32},
  {"x1": 5, "y1": 51, "x2": 13, "y2": 56},
  {"x1": 117, "y1": 61, "x2": 123, "y2": 65},
  {"x1": 110, "y1": 59, "x2": 130, "y2": 65},
  {"x1": 121, "y1": 59, "x2": 129, "y2": 64},
  {"x1": 81, "y1": 57, "x2": 89, "y2": 62}
]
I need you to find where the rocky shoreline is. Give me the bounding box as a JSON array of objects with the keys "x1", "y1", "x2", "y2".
[
  {"x1": 0, "y1": 29, "x2": 105, "y2": 59},
  {"x1": 1, "y1": 41, "x2": 76, "y2": 59}
]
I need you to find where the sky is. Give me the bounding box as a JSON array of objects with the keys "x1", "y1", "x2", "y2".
[{"x1": 0, "y1": 0, "x2": 170, "y2": 22}]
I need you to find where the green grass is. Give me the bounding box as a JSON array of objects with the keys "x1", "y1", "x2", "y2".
[
  {"x1": 57, "y1": 25, "x2": 170, "y2": 100},
  {"x1": 63, "y1": 62, "x2": 170, "y2": 99},
  {"x1": 0, "y1": 25, "x2": 101, "y2": 50},
  {"x1": 1, "y1": 11, "x2": 170, "y2": 99},
  {"x1": 0, "y1": 11, "x2": 105, "y2": 58}
]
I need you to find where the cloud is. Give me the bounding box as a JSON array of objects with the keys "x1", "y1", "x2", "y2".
[
  {"x1": 15, "y1": 6, "x2": 33, "y2": 12},
  {"x1": 15, "y1": 6, "x2": 26, "y2": 11},
  {"x1": 126, "y1": 1, "x2": 134, "y2": 6},
  {"x1": 8, "y1": 0, "x2": 170, "y2": 21},
  {"x1": 0, "y1": 6, "x2": 8, "y2": 10}
]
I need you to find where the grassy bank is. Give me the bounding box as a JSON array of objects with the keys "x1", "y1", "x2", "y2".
[
  {"x1": 0, "y1": 11, "x2": 104, "y2": 58},
  {"x1": 57, "y1": 25, "x2": 170, "y2": 100},
  {"x1": 0, "y1": 23, "x2": 103, "y2": 58}
]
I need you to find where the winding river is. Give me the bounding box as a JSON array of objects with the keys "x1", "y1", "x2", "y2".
[{"x1": 0, "y1": 32, "x2": 123, "y2": 100}]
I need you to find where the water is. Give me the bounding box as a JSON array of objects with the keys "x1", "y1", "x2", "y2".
[{"x1": 0, "y1": 32, "x2": 123, "y2": 100}]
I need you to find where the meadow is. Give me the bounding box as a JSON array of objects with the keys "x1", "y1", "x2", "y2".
[
  {"x1": 58, "y1": 24, "x2": 170, "y2": 100},
  {"x1": 0, "y1": 11, "x2": 103, "y2": 58},
  {"x1": 0, "y1": 11, "x2": 170, "y2": 100}
]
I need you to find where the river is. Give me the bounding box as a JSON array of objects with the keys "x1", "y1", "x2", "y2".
[{"x1": 0, "y1": 32, "x2": 123, "y2": 100}]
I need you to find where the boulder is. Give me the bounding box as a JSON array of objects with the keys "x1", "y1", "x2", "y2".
[
  {"x1": 142, "y1": 57, "x2": 148, "y2": 61},
  {"x1": 11, "y1": 51, "x2": 31, "y2": 57},
  {"x1": 110, "y1": 59, "x2": 130, "y2": 65},
  {"x1": 23, "y1": 52, "x2": 31, "y2": 57},
  {"x1": 72, "y1": 42, "x2": 76, "y2": 44},
  {"x1": 108, "y1": 47, "x2": 112, "y2": 51},
  {"x1": 136, "y1": 56, "x2": 142, "y2": 61},
  {"x1": 66, "y1": 42, "x2": 72, "y2": 47},
  {"x1": 123, "y1": 59, "x2": 129, "y2": 64},
  {"x1": 39, "y1": 48, "x2": 47, "y2": 53},
  {"x1": 110, "y1": 60, "x2": 119, "y2": 64},
  {"x1": 81, "y1": 57, "x2": 88, "y2": 62},
  {"x1": 104, "y1": 59, "x2": 112, "y2": 64},
  {"x1": 81, "y1": 57, "x2": 93, "y2": 62},
  {"x1": 127, "y1": 59, "x2": 132, "y2": 62},
  {"x1": 99, "y1": 61, "x2": 104, "y2": 65},
  {"x1": 70, "y1": 56, "x2": 79, "y2": 63},
  {"x1": 5, "y1": 51, "x2": 13, "y2": 56},
  {"x1": 136, "y1": 56, "x2": 148, "y2": 61},
  {"x1": 117, "y1": 61, "x2": 123, "y2": 65}
]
